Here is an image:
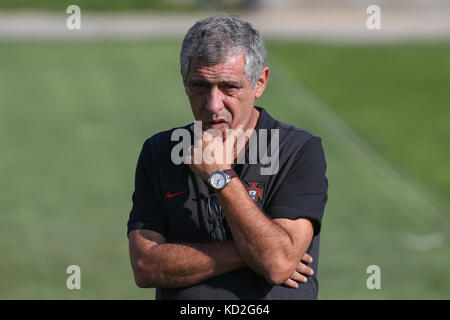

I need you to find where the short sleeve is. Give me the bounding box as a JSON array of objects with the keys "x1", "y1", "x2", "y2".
[
  {"x1": 127, "y1": 139, "x2": 167, "y2": 238},
  {"x1": 265, "y1": 137, "x2": 328, "y2": 236}
]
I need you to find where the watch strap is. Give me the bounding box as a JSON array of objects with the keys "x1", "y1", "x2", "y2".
[{"x1": 223, "y1": 169, "x2": 238, "y2": 179}]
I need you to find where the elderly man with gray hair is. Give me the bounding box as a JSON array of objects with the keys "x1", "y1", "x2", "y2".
[{"x1": 127, "y1": 14, "x2": 328, "y2": 300}]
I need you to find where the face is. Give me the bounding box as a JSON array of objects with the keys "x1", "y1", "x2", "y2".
[{"x1": 184, "y1": 54, "x2": 269, "y2": 136}]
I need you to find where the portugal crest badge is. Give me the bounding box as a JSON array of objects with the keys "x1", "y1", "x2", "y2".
[{"x1": 246, "y1": 182, "x2": 264, "y2": 202}]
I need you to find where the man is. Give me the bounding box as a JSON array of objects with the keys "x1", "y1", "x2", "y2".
[{"x1": 127, "y1": 14, "x2": 328, "y2": 300}]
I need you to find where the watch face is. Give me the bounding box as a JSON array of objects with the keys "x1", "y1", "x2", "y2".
[{"x1": 210, "y1": 171, "x2": 227, "y2": 189}]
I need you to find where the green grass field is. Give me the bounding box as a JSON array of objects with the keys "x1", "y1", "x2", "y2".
[
  {"x1": 0, "y1": 40, "x2": 449, "y2": 299},
  {"x1": 0, "y1": 0, "x2": 197, "y2": 11}
]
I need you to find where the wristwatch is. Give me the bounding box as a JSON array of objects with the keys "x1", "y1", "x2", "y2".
[{"x1": 208, "y1": 169, "x2": 238, "y2": 192}]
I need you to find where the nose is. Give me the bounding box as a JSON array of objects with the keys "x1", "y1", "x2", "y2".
[{"x1": 204, "y1": 85, "x2": 225, "y2": 114}]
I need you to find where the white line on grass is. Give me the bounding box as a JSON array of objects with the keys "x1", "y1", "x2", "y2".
[{"x1": 268, "y1": 55, "x2": 448, "y2": 250}]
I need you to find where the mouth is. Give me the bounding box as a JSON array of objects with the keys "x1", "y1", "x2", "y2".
[{"x1": 206, "y1": 119, "x2": 228, "y2": 129}]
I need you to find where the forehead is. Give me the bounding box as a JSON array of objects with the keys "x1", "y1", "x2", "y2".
[{"x1": 188, "y1": 54, "x2": 247, "y2": 82}]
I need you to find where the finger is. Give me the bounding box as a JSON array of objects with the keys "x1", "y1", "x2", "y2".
[
  {"x1": 301, "y1": 253, "x2": 313, "y2": 264},
  {"x1": 283, "y1": 279, "x2": 299, "y2": 289},
  {"x1": 233, "y1": 126, "x2": 248, "y2": 160},
  {"x1": 204, "y1": 128, "x2": 223, "y2": 141},
  {"x1": 296, "y1": 262, "x2": 314, "y2": 277},
  {"x1": 290, "y1": 271, "x2": 308, "y2": 283}
]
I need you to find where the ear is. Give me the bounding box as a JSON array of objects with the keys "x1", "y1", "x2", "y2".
[
  {"x1": 181, "y1": 67, "x2": 185, "y2": 85},
  {"x1": 181, "y1": 67, "x2": 189, "y2": 94},
  {"x1": 254, "y1": 67, "x2": 269, "y2": 99}
]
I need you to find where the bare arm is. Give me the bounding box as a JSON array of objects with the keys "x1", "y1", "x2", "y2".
[
  {"x1": 128, "y1": 229, "x2": 245, "y2": 288},
  {"x1": 129, "y1": 227, "x2": 314, "y2": 289},
  {"x1": 216, "y1": 178, "x2": 314, "y2": 285},
  {"x1": 187, "y1": 128, "x2": 315, "y2": 286}
]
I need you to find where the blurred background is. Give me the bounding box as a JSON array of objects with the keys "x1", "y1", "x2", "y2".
[{"x1": 0, "y1": 0, "x2": 449, "y2": 299}]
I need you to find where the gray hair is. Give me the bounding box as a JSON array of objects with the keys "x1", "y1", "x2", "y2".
[{"x1": 180, "y1": 14, "x2": 266, "y2": 88}]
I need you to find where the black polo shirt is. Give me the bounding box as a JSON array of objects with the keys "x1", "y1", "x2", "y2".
[{"x1": 127, "y1": 106, "x2": 328, "y2": 300}]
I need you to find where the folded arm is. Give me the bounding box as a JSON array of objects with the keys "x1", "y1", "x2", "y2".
[
  {"x1": 128, "y1": 227, "x2": 313, "y2": 288},
  {"x1": 216, "y1": 178, "x2": 314, "y2": 285},
  {"x1": 128, "y1": 229, "x2": 245, "y2": 288}
]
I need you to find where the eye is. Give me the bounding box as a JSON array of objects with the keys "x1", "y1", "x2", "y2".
[
  {"x1": 223, "y1": 83, "x2": 241, "y2": 91},
  {"x1": 189, "y1": 81, "x2": 209, "y2": 93}
]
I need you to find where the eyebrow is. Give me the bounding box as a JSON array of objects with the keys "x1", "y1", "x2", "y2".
[
  {"x1": 221, "y1": 80, "x2": 243, "y2": 87},
  {"x1": 189, "y1": 79, "x2": 210, "y2": 84},
  {"x1": 189, "y1": 79, "x2": 244, "y2": 87}
]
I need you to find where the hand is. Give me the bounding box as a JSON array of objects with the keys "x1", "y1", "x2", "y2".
[
  {"x1": 188, "y1": 125, "x2": 246, "y2": 181},
  {"x1": 283, "y1": 253, "x2": 314, "y2": 288}
]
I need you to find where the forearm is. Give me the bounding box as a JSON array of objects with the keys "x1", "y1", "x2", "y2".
[
  {"x1": 134, "y1": 240, "x2": 245, "y2": 288},
  {"x1": 216, "y1": 179, "x2": 298, "y2": 283}
]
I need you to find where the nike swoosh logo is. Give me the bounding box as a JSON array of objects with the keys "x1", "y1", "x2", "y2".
[{"x1": 166, "y1": 190, "x2": 188, "y2": 198}]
